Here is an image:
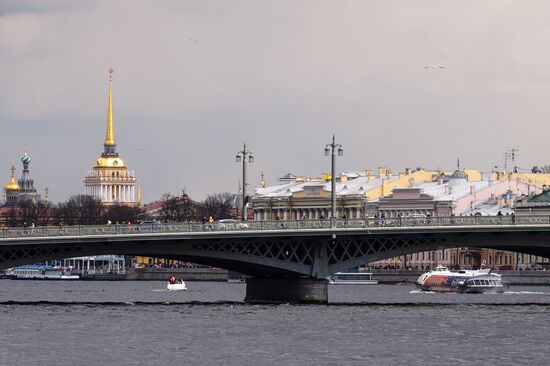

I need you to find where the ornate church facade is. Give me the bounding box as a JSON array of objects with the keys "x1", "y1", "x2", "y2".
[{"x1": 3, "y1": 152, "x2": 41, "y2": 205}]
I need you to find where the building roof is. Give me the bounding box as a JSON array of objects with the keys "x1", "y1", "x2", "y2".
[
  {"x1": 462, "y1": 202, "x2": 514, "y2": 216},
  {"x1": 527, "y1": 190, "x2": 550, "y2": 203},
  {"x1": 255, "y1": 174, "x2": 398, "y2": 198}
]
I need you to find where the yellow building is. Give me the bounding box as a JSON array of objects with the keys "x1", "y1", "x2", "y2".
[{"x1": 84, "y1": 69, "x2": 137, "y2": 206}]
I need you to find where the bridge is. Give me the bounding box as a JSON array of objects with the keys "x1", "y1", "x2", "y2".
[{"x1": 2, "y1": 216, "x2": 550, "y2": 303}]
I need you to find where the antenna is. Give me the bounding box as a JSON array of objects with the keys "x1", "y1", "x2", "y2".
[{"x1": 503, "y1": 148, "x2": 519, "y2": 173}]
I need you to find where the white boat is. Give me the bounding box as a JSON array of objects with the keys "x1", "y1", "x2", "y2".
[
  {"x1": 330, "y1": 272, "x2": 378, "y2": 285},
  {"x1": 457, "y1": 273, "x2": 506, "y2": 294},
  {"x1": 6, "y1": 265, "x2": 80, "y2": 280},
  {"x1": 416, "y1": 265, "x2": 494, "y2": 292},
  {"x1": 166, "y1": 278, "x2": 187, "y2": 291}
]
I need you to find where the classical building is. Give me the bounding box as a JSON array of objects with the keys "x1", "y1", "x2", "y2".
[
  {"x1": 84, "y1": 70, "x2": 137, "y2": 207},
  {"x1": 255, "y1": 163, "x2": 547, "y2": 270},
  {"x1": 369, "y1": 170, "x2": 534, "y2": 270},
  {"x1": 253, "y1": 168, "x2": 438, "y2": 221}
]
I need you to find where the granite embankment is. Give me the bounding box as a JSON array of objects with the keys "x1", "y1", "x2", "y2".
[{"x1": 125, "y1": 267, "x2": 550, "y2": 285}]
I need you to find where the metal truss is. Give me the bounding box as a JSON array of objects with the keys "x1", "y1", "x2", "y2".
[
  {"x1": 0, "y1": 243, "x2": 84, "y2": 268},
  {"x1": 190, "y1": 238, "x2": 316, "y2": 266}
]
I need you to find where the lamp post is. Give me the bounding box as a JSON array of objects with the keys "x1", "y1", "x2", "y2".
[
  {"x1": 324, "y1": 135, "x2": 343, "y2": 228},
  {"x1": 236, "y1": 143, "x2": 254, "y2": 221}
]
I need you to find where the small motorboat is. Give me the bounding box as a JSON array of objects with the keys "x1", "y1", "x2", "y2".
[{"x1": 166, "y1": 276, "x2": 187, "y2": 291}]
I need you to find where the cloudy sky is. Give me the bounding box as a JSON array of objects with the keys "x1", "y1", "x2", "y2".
[{"x1": 1, "y1": 0, "x2": 550, "y2": 203}]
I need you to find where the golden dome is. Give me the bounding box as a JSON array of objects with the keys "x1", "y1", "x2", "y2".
[
  {"x1": 95, "y1": 156, "x2": 126, "y2": 168},
  {"x1": 4, "y1": 177, "x2": 20, "y2": 192}
]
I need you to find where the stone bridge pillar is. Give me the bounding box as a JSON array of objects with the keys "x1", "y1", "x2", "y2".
[{"x1": 244, "y1": 277, "x2": 328, "y2": 304}]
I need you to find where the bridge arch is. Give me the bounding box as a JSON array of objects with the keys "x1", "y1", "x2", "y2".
[{"x1": 2, "y1": 226, "x2": 550, "y2": 278}]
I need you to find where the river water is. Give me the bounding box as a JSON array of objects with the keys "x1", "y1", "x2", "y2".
[{"x1": 1, "y1": 280, "x2": 549, "y2": 365}]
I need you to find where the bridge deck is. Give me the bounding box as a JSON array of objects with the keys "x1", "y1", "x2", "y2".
[{"x1": 1, "y1": 216, "x2": 548, "y2": 241}]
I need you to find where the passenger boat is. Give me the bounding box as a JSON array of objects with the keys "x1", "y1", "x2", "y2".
[
  {"x1": 166, "y1": 277, "x2": 187, "y2": 291},
  {"x1": 5, "y1": 265, "x2": 80, "y2": 280},
  {"x1": 415, "y1": 265, "x2": 491, "y2": 292},
  {"x1": 329, "y1": 272, "x2": 378, "y2": 285},
  {"x1": 456, "y1": 273, "x2": 505, "y2": 294}
]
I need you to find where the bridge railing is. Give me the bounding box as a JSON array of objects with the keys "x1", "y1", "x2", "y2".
[{"x1": 1, "y1": 215, "x2": 550, "y2": 239}]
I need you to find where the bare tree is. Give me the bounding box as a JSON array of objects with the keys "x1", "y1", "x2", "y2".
[
  {"x1": 57, "y1": 195, "x2": 102, "y2": 225},
  {"x1": 103, "y1": 204, "x2": 142, "y2": 224},
  {"x1": 2, "y1": 206, "x2": 19, "y2": 227},
  {"x1": 18, "y1": 200, "x2": 54, "y2": 226},
  {"x1": 159, "y1": 193, "x2": 201, "y2": 222},
  {"x1": 203, "y1": 192, "x2": 234, "y2": 220}
]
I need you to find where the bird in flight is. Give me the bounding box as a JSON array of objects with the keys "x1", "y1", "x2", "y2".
[
  {"x1": 424, "y1": 65, "x2": 445, "y2": 70},
  {"x1": 188, "y1": 38, "x2": 198, "y2": 43}
]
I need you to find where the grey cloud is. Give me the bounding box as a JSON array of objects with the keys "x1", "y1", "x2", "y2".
[
  {"x1": 0, "y1": 0, "x2": 96, "y2": 16},
  {"x1": 2, "y1": 0, "x2": 550, "y2": 203}
]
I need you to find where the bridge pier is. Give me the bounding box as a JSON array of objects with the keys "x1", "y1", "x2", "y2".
[{"x1": 244, "y1": 277, "x2": 328, "y2": 304}]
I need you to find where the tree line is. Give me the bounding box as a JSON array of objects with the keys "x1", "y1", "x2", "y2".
[{"x1": 1, "y1": 192, "x2": 239, "y2": 227}]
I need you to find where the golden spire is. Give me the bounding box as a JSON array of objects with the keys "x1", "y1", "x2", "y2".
[
  {"x1": 260, "y1": 171, "x2": 265, "y2": 188},
  {"x1": 104, "y1": 68, "x2": 115, "y2": 145},
  {"x1": 137, "y1": 179, "x2": 142, "y2": 207}
]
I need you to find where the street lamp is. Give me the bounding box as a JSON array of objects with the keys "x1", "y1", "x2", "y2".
[
  {"x1": 236, "y1": 143, "x2": 254, "y2": 221},
  {"x1": 325, "y1": 135, "x2": 343, "y2": 228}
]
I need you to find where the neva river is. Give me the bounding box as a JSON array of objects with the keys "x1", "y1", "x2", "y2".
[{"x1": 1, "y1": 280, "x2": 550, "y2": 366}]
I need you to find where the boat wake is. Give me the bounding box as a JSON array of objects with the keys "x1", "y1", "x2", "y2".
[
  {"x1": 503, "y1": 290, "x2": 549, "y2": 296},
  {"x1": 409, "y1": 290, "x2": 436, "y2": 294}
]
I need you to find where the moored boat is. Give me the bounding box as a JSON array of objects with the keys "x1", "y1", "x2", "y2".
[
  {"x1": 329, "y1": 272, "x2": 378, "y2": 285},
  {"x1": 6, "y1": 265, "x2": 80, "y2": 280}
]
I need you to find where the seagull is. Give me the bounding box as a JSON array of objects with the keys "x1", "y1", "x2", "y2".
[
  {"x1": 188, "y1": 38, "x2": 198, "y2": 43},
  {"x1": 424, "y1": 65, "x2": 445, "y2": 70},
  {"x1": 136, "y1": 147, "x2": 144, "y2": 151}
]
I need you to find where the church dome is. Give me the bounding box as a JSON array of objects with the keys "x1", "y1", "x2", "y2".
[
  {"x1": 21, "y1": 154, "x2": 31, "y2": 164},
  {"x1": 4, "y1": 177, "x2": 20, "y2": 192}
]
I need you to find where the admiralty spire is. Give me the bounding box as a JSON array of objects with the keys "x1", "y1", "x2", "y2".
[{"x1": 84, "y1": 69, "x2": 137, "y2": 206}]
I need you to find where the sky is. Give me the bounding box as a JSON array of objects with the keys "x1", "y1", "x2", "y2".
[{"x1": 2, "y1": 0, "x2": 550, "y2": 203}]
